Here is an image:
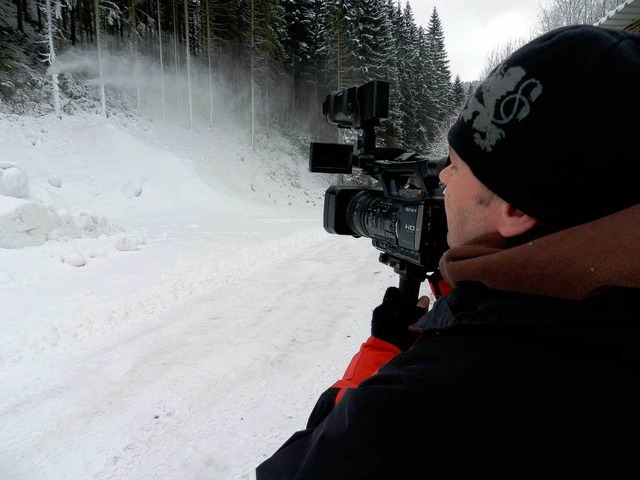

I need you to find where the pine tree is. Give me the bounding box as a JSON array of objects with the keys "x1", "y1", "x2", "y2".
[
  {"x1": 319, "y1": 0, "x2": 361, "y2": 91},
  {"x1": 451, "y1": 75, "x2": 466, "y2": 112},
  {"x1": 208, "y1": 0, "x2": 245, "y2": 57},
  {"x1": 413, "y1": 26, "x2": 433, "y2": 152},
  {"x1": 395, "y1": 2, "x2": 421, "y2": 151},
  {"x1": 353, "y1": 0, "x2": 388, "y2": 83},
  {"x1": 377, "y1": 0, "x2": 401, "y2": 148},
  {"x1": 281, "y1": 0, "x2": 317, "y2": 119},
  {"x1": 245, "y1": 0, "x2": 285, "y2": 147},
  {"x1": 303, "y1": 0, "x2": 326, "y2": 132},
  {"x1": 424, "y1": 7, "x2": 452, "y2": 151}
]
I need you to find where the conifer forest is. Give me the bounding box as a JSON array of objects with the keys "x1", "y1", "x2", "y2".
[{"x1": 6, "y1": 0, "x2": 472, "y2": 155}]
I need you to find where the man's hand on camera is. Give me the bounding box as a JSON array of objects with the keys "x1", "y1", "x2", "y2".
[
  {"x1": 315, "y1": 287, "x2": 430, "y2": 413},
  {"x1": 371, "y1": 287, "x2": 430, "y2": 351}
]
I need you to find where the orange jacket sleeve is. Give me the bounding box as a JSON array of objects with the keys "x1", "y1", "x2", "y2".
[{"x1": 330, "y1": 335, "x2": 402, "y2": 404}]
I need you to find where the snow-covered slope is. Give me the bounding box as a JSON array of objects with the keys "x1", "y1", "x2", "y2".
[{"x1": 0, "y1": 111, "x2": 328, "y2": 361}]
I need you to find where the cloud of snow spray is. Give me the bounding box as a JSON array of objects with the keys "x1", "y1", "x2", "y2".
[
  {"x1": 55, "y1": 45, "x2": 224, "y2": 127},
  {"x1": 53, "y1": 41, "x2": 323, "y2": 140}
]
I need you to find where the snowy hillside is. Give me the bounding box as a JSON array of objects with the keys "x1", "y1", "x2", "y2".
[
  {"x1": 0, "y1": 111, "x2": 421, "y2": 479},
  {"x1": 0, "y1": 111, "x2": 325, "y2": 359}
]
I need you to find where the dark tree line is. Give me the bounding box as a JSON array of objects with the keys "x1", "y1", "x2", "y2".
[{"x1": 14, "y1": 0, "x2": 469, "y2": 154}]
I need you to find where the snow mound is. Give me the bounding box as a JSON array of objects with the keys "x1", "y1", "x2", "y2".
[
  {"x1": 0, "y1": 195, "x2": 122, "y2": 248},
  {"x1": 0, "y1": 162, "x2": 122, "y2": 248},
  {"x1": 61, "y1": 252, "x2": 87, "y2": 267}
]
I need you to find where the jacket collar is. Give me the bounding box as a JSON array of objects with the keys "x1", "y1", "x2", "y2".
[
  {"x1": 411, "y1": 282, "x2": 640, "y2": 333},
  {"x1": 440, "y1": 205, "x2": 640, "y2": 301}
]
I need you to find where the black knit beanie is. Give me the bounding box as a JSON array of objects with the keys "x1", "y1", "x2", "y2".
[{"x1": 448, "y1": 25, "x2": 640, "y2": 228}]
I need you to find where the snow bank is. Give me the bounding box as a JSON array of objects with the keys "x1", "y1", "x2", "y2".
[{"x1": 0, "y1": 163, "x2": 122, "y2": 248}]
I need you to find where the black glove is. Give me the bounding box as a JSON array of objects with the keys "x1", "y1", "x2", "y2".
[{"x1": 371, "y1": 287, "x2": 427, "y2": 351}]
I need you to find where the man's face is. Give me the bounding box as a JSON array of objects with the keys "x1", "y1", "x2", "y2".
[{"x1": 439, "y1": 147, "x2": 504, "y2": 248}]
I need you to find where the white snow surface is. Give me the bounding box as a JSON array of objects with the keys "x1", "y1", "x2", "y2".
[{"x1": 0, "y1": 112, "x2": 427, "y2": 479}]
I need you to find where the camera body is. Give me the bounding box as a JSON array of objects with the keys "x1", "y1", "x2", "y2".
[{"x1": 310, "y1": 80, "x2": 449, "y2": 299}]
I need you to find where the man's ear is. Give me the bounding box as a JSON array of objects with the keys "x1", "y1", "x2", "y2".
[{"x1": 497, "y1": 204, "x2": 538, "y2": 238}]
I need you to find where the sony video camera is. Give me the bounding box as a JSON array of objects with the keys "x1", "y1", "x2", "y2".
[{"x1": 309, "y1": 80, "x2": 449, "y2": 301}]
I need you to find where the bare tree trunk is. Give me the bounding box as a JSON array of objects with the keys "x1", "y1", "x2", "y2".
[
  {"x1": 70, "y1": 4, "x2": 76, "y2": 45},
  {"x1": 184, "y1": 0, "x2": 193, "y2": 129},
  {"x1": 337, "y1": 33, "x2": 341, "y2": 90},
  {"x1": 291, "y1": 58, "x2": 295, "y2": 116},
  {"x1": 23, "y1": 0, "x2": 30, "y2": 22},
  {"x1": 250, "y1": 0, "x2": 255, "y2": 152},
  {"x1": 157, "y1": 0, "x2": 165, "y2": 120},
  {"x1": 315, "y1": 71, "x2": 318, "y2": 111},
  {"x1": 236, "y1": 45, "x2": 241, "y2": 114},
  {"x1": 94, "y1": 0, "x2": 106, "y2": 116},
  {"x1": 205, "y1": 0, "x2": 213, "y2": 127},
  {"x1": 17, "y1": 0, "x2": 24, "y2": 32},
  {"x1": 37, "y1": 0, "x2": 42, "y2": 32},
  {"x1": 130, "y1": 0, "x2": 141, "y2": 112},
  {"x1": 54, "y1": 1, "x2": 63, "y2": 51},
  {"x1": 45, "y1": 0, "x2": 60, "y2": 116},
  {"x1": 266, "y1": 59, "x2": 269, "y2": 138},
  {"x1": 173, "y1": 0, "x2": 180, "y2": 115}
]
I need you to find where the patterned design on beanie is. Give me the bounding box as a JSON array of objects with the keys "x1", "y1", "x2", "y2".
[
  {"x1": 448, "y1": 26, "x2": 640, "y2": 227},
  {"x1": 460, "y1": 64, "x2": 543, "y2": 152}
]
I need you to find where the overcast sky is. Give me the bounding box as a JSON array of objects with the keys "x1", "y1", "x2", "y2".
[{"x1": 412, "y1": 0, "x2": 542, "y2": 81}]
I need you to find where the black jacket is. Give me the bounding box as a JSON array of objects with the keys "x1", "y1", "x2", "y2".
[{"x1": 257, "y1": 283, "x2": 640, "y2": 479}]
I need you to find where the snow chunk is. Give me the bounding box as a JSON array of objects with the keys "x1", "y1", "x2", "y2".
[
  {"x1": 0, "y1": 158, "x2": 123, "y2": 248},
  {"x1": 75, "y1": 211, "x2": 113, "y2": 237},
  {"x1": 61, "y1": 252, "x2": 87, "y2": 267},
  {"x1": 47, "y1": 174, "x2": 62, "y2": 188},
  {"x1": 0, "y1": 196, "x2": 122, "y2": 249},
  {"x1": 0, "y1": 164, "x2": 29, "y2": 198},
  {"x1": 115, "y1": 233, "x2": 140, "y2": 251},
  {"x1": 0, "y1": 196, "x2": 59, "y2": 248}
]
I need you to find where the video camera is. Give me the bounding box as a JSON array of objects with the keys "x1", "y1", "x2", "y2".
[{"x1": 309, "y1": 80, "x2": 449, "y2": 302}]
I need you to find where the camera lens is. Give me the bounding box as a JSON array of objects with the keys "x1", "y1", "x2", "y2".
[
  {"x1": 347, "y1": 190, "x2": 397, "y2": 242},
  {"x1": 347, "y1": 190, "x2": 423, "y2": 251}
]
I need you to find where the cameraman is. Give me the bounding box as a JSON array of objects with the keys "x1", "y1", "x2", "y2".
[{"x1": 257, "y1": 25, "x2": 640, "y2": 478}]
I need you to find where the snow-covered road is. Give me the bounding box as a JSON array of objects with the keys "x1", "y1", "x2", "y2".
[{"x1": 1, "y1": 226, "x2": 399, "y2": 479}]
